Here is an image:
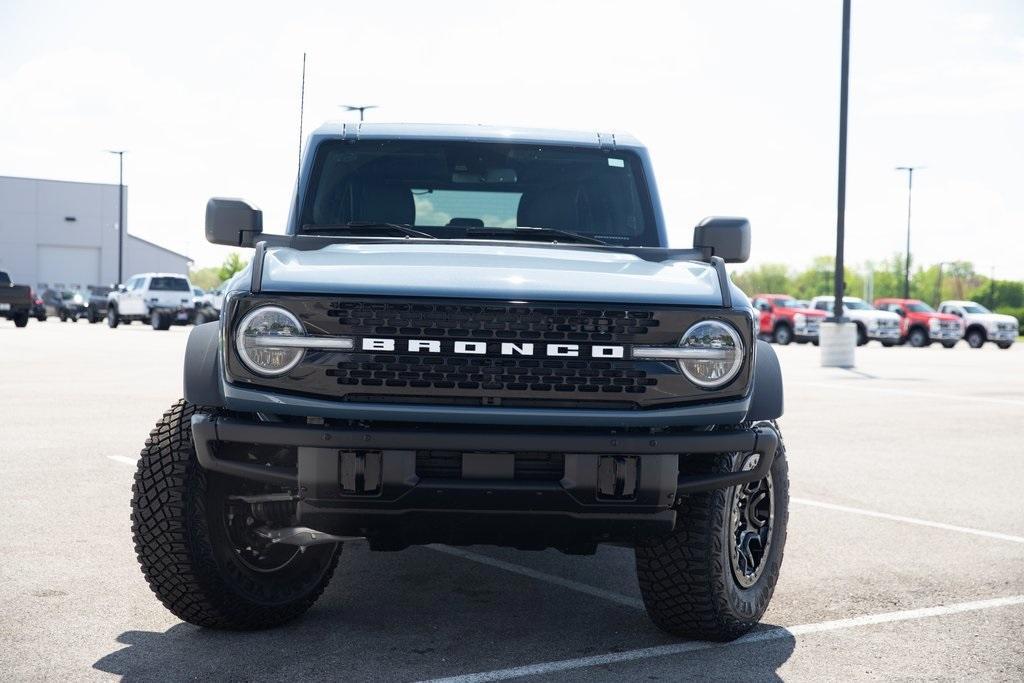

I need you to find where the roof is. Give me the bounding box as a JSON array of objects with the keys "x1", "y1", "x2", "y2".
[
  {"x1": 127, "y1": 234, "x2": 192, "y2": 262},
  {"x1": 309, "y1": 121, "x2": 646, "y2": 150},
  {"x1": 0, "y1": 174, "x2": 121, "y2": 189}
]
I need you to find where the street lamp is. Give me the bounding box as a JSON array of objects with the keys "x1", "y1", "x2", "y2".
[
  {"x1": 340, "y1": 104, "x2": 378, "y2": 121},
  {"x1": 895, "y1": 165, "x2": 923, "y2": 299},
  {"x1": 106, "y1": 150, "x2": 127, "y2": 285},
  {"x1": 821, "y1": 0, "x2": 856, "y2": 368}
]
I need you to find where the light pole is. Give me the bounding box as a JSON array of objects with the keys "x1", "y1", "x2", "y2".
[
  {"x1": 340, "y1": 104, "x2": 378, "y2": 121},
  {"x1": 832, "y1": 0, "x2": 852, "y2": 325},
  {"x1": 821, "y1": 0, "x2": 855, "y2": 368},
  {"x1": 895, "y1": 165, "x2": 922, "y2": 299},
  {"x1": 106, "y1": 150, "x2": 127, "y2": 285}
]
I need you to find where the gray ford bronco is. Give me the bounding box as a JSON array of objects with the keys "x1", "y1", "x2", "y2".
[{"x1": 131, "y1": 123, "x2": 788, "y2": 641}]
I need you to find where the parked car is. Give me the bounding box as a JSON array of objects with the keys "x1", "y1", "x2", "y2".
[
  {"x1": 83, "y1": 285, "x2": 113, "y2": 323},
  {"x1": 130, "y1": 122, "x2": 788, "y2": 642},
  {"x1": 938, "y1": 300, "x2": 1017, "y2": 349},
  {"x1": 874, "y1": 298, "x2": 962, "y2": 347},
  {"x1": 810, "y1": 295, "x2": 901, "y2": 346},
  {"x1": 107, "y1": 273, "x2": 196, "y2": 330},
  {"x1": 752, "y1": 293, "x2": 827, "y2": 344},
  {"x1": 41, "y1": 288, "x2": 86, "y2": 322},
  {"x1": 194, "y1": 284, "x2": 225, "y2": 324},
  {"x1": 0, "y1": 270, "x2": 33, "y2": 327}
]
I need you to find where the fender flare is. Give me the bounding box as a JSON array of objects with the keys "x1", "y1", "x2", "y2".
[
  {"x1": 183, "y1": 322, "x2": 224, "y2": 407},
  {"x1": 747, "y1": 340, "x2": 784, "y2": 421}
]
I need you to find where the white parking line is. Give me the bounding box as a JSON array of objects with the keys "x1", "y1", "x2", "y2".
[
  {"x1": 419, "y1": 594, "x2": 1024, "y2": 683},
  {"x1": 107, "y1": 455, "x2": 137, "y2": 466},
  {"x1": 793, "y1": 381, "x2": 1024, "y2": 407},
  {"x1": 792, "y1": 497, "x2": 1024, "y2": 544},
  {"x1": 428, "y1": 545, "x2": 645, "y2": 610}
]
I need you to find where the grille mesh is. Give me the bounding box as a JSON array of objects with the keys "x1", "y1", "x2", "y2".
[
  {"x1": 325, "y1": 301, "x2": 661, "y2": 395},
  {"x1": 327, "y1": 301, "x2": 659, "y2": 342}
]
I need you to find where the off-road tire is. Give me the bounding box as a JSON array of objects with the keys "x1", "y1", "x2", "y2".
[
  {"x1": 773, "y1": 324, "x2": 792, "y2": 346},
  {"x1": 966, "y1": 330, "x2": 985, "y2": 348},
  {"x1": 856, "y1": 325, "x2": 868, "y2": 346},
  {"x1": 635, "y1": 424, "x2": 789, "y2": 641},
  {"x1": 881, "y1": 341, "x2": 896, "y2": 347},
  {"x1": 997, "y1": 341, "x2": 1013, "y2": 350},
  {"x1": 13, "y1": 312, "x2": 29, "y2": 327},
  {"x1": 131, "y1": 399, "x2": 341, "y2": 629},
  {"x1": 941, "y1": 341, "x2": 957, "y2": 349},
  {"x1": 107, "y1": 306, "x2": 120, "y2": 328}
]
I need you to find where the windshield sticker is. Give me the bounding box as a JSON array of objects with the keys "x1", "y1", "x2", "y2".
[{"x1": 607, "y1": 158, "x2": 625, "y2": 168}]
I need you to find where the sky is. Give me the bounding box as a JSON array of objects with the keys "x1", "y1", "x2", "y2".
[{"x1": 1, "y1": 0, "x2": 1022, "y2": 279}]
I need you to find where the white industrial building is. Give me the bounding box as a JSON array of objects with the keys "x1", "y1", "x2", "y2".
[{"x1": 0, "y1": 175, "x2": 191, "y2": 290}]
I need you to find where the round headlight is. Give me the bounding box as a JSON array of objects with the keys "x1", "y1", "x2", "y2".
[
  {"x1": 676, "y1": 320, "x2": 744, "y2": 388},
  {"x1": 236, "y1": 306, "x2": 306, "y2": 376}
]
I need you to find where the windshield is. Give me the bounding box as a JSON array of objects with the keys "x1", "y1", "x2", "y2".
[
  {"x1": 962, "y1": 303, "x2": 990, "y2": 314},
  {"x1": 150, "y1": 277, "x2": 190, "y2": 292},
  {"x1": 301, "y1": 140, "x2": 657, "y2": 246},
  {"x1": 774, "y1": 298, "x2": 800, "y2": 308},
  {"x1": 844, "y1": 300, "x2": 871, "y2": 310},
  {"x1": 906, "y1": 302, "x2": 934, "y2": 312}
]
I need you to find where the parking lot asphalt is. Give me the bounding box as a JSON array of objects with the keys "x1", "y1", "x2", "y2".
[{"x1": 1, "y1": 320, "x2": 1022, "y2": 681}]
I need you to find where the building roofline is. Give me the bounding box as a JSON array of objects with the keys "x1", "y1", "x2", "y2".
[
  {"x1": 0, "y1": 174, "x2": 124, "y2": 190},
  {"x1": 127, "y1": 233, "x2": 192, "y2": 262}
]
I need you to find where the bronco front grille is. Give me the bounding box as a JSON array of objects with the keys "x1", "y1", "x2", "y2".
[{"x1": 225, "y1": 295, "x2": 755, "y2": 409}]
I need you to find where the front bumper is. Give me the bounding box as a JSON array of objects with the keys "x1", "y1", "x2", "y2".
[
  {"x1": 930, "y1": 329, "x2": 962, "y2": 341},
  {"x1": 990, "y1": 330, "x2": 1017, "y2": 342},
  {"x1": 191, "y1": 414, "x2": 777, "y2": 546},
  {"x1": 869, "y1": 327, "x2": 901, "y2": 341}
]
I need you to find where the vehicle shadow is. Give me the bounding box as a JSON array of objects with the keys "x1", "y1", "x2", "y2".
[{"x1": 93, "y1": 546, "x2": 796, "y2": 682}]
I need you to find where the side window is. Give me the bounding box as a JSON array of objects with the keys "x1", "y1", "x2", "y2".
[
  {"x1": 131, "y1": 277, "x2": 146, "y2": 291},
  {"x1": 814, "y1": 301, "x2": 828, "y2": 311}
]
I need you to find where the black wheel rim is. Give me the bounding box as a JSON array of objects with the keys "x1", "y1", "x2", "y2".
[
  {"x1": 221, "y1": 496, "x2": 301, "y2": 574},
  {"x1": 730, "y1": 465, "x2": 774, "y2": 588}
]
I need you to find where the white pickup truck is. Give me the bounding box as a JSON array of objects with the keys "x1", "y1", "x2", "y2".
[
  {"x1": 938, "y1": 300, "x2": 1018, "y2": 349},
  {"x1": 107, "y1": 272, "x2": 196, "y2": 330},
  {"x1": 810, "y1": 295, "x2": 902, "y2": 346}
]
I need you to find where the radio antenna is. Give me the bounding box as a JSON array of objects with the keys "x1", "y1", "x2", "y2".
[{"x1": 296, "y1": 52, "x2": 307, "y2": 185}]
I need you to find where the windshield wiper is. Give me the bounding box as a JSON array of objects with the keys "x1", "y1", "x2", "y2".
[
  {"x1": 302, "y1": 222, "x2": 437, "y2": 239},
  {"x1": 465, "y1": 226, "x2": 607, "y2": 245}
]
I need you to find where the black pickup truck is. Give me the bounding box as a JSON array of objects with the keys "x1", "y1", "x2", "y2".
[{"x1": 0, "y1": 271, "x2": 33, "y2": 327}]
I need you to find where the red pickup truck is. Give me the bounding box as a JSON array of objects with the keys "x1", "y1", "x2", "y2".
[
  {"x1": 873, "y1": 298, "x2": 963, "y2": 347},
  {"x1": 752, "y1": 293, "x2": 827, "y2": 345}
]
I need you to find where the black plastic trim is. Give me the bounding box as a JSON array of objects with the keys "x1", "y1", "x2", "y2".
[
  {"x1": 747, "y1": 340, "x2": 784, "y2": 421},
  {"x1": 182, "y1": 322, "x2": 224, "y2": 407}
]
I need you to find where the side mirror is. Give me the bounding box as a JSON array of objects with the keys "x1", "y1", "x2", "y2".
[
  {"x1": 117, "y1": 284, "x2": 127, "y2": 293},
  {"x1": 206, "y1": 198, "x2": 263, "y2": 247},
  {"x1": 693, "y1": 217, "x2": 751, "y2": 263}
]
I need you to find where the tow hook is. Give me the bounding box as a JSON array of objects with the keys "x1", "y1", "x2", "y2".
[{"x1": 253, "y1": 526, "x2": 362, "y2": 548}]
